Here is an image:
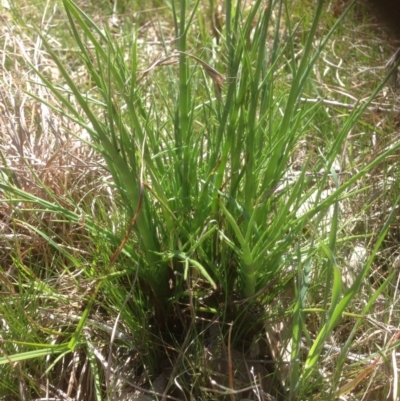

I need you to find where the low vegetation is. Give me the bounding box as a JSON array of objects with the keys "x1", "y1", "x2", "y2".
[{"x1": 0, "y1": 0, "x2": 400, "y2": 400}]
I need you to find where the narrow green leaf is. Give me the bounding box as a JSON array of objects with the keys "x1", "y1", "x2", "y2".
[{"x1": 0, "y1": 345, "x2": 70, "y2": 365}]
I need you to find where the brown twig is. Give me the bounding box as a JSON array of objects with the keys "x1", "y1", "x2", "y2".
[
  {"x1": 109, "y1": 180, "x2": 144, "y2": 266},
  {"x1": 227, "y1": 322, "x2": 235, "y2": 401}
]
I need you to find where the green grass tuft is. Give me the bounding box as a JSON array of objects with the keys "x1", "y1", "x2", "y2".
[{"x1": 1, "y1": 0, "x2": 400, "y2": 400}]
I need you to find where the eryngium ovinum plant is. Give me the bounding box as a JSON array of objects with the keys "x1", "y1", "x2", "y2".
[{"x1": 1, "y1": 0, "x2": 399, "y2": 399}]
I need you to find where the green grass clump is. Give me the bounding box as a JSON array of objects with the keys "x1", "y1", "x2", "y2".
[{"x1": 1, "y1": 0, "x2": 400, "y2": 400}]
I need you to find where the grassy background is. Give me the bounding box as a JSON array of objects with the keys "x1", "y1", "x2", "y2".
[{"x1": 1, "y1": 0, "x2": 400, "y2": 400}]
